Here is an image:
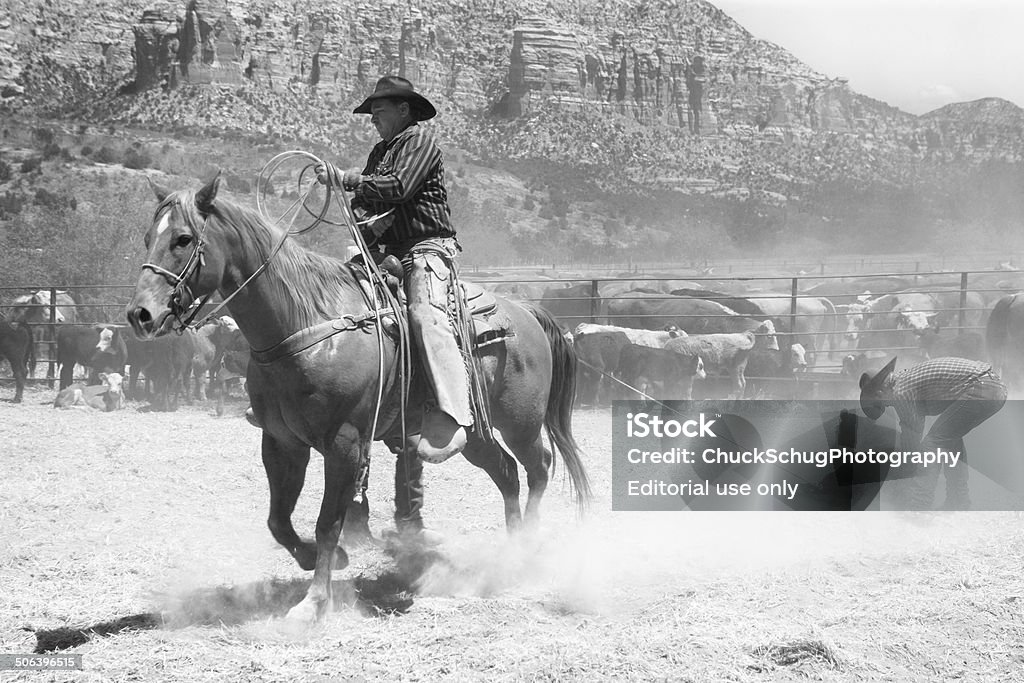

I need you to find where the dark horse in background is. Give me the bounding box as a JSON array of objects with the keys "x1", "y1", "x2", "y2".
[
  {"x1": 986, "y1": 293, "x2": 1024, "y2": 396},
  {"x1": 0, "y1": 313, "x2": 33, "y2": 402},
  {"x1": 126, "y1": 176, "x2": 591, "y2": 622}
]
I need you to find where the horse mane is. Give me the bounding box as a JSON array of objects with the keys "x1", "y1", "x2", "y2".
[{"x1": 168, "y1": 190, "x2": 362, "y2": 329}]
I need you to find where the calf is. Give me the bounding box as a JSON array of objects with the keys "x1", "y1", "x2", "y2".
[
  {"x1": 664, "y1": 321, "x2": 779, "y2": 399},
  {"x1": 56, "y1": 324, "x2": 128, "y2": 389},
  {"x1": 54, "y1": 372, "x2": 124, "y2": 411},
  {"x1": 615, "y1": 343, "x2": 706, "y2": 400}
]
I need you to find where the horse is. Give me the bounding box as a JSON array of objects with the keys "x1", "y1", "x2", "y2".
[
  {"x1": 986, "y1": 293, "x2": 1024, "y2": 396},
  {"x1": 0, "y1": 313, "x2": 33, "y2": 402},
  {"x1": 125, "y1": 176, "x2": 591, "y2": 622}
]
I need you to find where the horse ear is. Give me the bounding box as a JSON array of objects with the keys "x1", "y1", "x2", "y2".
[
  {"x1": 196, "y1": 171, "x2": 222, "y2": 214},
  {"x1": 147, "y1": 176, "x2": 171, "y2": 203}
]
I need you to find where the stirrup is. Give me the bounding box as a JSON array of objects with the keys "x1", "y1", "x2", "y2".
[{"x1": 416, "y1": 411, "x2": 467, "y2": 464}]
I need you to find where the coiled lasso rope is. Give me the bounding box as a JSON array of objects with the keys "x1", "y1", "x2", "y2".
[{"x1": 254, "y1": 150, "x2": 410, "y2": 464}]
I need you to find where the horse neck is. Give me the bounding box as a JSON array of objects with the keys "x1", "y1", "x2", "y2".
[{"x1": 210, "y1": 219, "x2": 365, "y2": 351}]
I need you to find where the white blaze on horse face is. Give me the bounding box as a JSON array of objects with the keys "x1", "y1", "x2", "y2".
[{"x1": 155, "y1": 211, "x2": 171, "y2": 236}]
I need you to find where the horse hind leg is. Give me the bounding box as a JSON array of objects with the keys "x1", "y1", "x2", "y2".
[
  {"x1": 462, "y1": 435, "x2": 523, "y2": 532},
  {"x1": 507, "y1": 433, "x2": 552, "y2": 529}
]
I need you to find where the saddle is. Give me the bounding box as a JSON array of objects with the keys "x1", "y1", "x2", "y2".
[{"x1": 358, "y1": 253, "x2": 500, "y2": 341}]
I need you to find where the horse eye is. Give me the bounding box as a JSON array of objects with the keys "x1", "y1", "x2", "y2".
[{"x1": 174, "y1": 234, "x2": 193, "y2": 249}]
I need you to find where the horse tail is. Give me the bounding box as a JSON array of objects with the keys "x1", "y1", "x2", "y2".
[
  {"x1": 524, "y1": 303, "x2": 593, "y2": 513},
  {"x1": 986, "y1": 294, "x2": 1016, "y2": 372}
]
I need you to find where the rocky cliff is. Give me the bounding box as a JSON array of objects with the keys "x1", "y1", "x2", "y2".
[
  {"x1": 2, "y1": 0, "x2": 1022, "y2": 212},
  {"x1": 0, "y1": 0, "x2": 916, "y2": 134}
]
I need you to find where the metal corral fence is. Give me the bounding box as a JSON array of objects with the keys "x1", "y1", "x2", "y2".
[
  {"x1": 474, "y1": 268, "x2": 1024, "y2": 396},
  {"x1": 0, "y1": 285, "x2": 136, "y2": 385},
  {"x1": 3, "y1": 268, "x2": 1023, "y2": 393}
]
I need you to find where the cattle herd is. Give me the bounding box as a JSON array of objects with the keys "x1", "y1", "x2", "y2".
[
  {"x1": 0, "y1": 289, "x2": 247, "y2": 412},
  {"x1": 520, "y1": 268, "x2": 1024, "y2": 405},
  {"x1": 3, "y1": 268, "x2": 1024, "y2": 410}
]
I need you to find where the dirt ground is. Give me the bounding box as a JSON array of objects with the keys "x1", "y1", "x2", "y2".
[{"x1": 2, "y1": 385, "x2": 1023, "y2": 682}]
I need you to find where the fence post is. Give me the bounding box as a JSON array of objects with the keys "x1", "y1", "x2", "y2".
[
  {"x1": 959, "y1": 272, "x2": 968, "y2": 332},
  {"x1": 789, "y1": 277, "x2": 798, "y2": 348},
  {"x1": 47, "y1": 286, "x2": 58, "y2": 387},
  {"x1": 589, "y1": 279, "x2": 600, "y2": 323}
]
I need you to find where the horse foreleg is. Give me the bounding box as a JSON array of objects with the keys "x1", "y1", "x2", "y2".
[
  {"x1": 463, "y1": 436, "x2": 523, "y2": 532},
  {"x1": 261, "y1": 433, "x2": 314, "y2": 569},
  {"x1": 286, "y1": 428, "x2": 362, "y2": 623}
]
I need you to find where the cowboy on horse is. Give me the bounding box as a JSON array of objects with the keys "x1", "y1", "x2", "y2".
[{"x1": 315, "y1": 76, "x2": 471, "y2": 468}]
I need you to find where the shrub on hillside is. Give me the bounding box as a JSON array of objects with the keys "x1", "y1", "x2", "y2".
[
  {"x1": 0, "y1": 191, "x2": 24, "y2": 217},
  {"x1": 0, "y1": 159, "x2": 11, "y2": 182},
  {"x1": 20, "y1": 157, "x2": 41, "y2": 173},
  {"x1": 123, "y1": 149, "x2": 153, "y2": 170},
  {"x1": 93, "y1": 146, "x2": 119, "y2": 164}
]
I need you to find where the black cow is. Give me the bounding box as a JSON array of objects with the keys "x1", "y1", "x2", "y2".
[
  {"x1": 55, "y1": 324, "x2": 129, "y2": 390},
  {"x1": 540, "y1": 283, "x2": 600, "y2": 330},
  {"x1": 572, "y1": 329, "x2": 630, "y2": 407},
  {"x1": 125, "y1": 332, "x2": 197, "y2": 411},
  {"x1": 0, "y1": 315, "x2": 33, "y2": 402},
  {"x1": 918, "y1": 328, "x2": 987, "y2": 362},
  {"x1": 615, "y1": 343, "x2": 706, "y2": 400}
]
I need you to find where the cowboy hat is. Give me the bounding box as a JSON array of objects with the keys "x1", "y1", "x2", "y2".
[
  {"x1": 858, "y1": 356, "x2": 898, "y2": 420},
  {"x1": 353, "y1": 76, "x2": 437, "y2": 121}
]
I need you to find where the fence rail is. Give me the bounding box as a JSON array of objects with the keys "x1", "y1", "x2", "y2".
[{"x1": 2, "y1": 268, "x2": 1021, "y2": 390}]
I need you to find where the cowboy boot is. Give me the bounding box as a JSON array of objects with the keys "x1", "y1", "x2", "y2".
[{"x1": 385, "y1": 447, "x2": 443, "y2": 546}]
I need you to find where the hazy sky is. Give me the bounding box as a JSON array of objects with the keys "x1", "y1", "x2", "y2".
[{"x1": 710, "y1": 0, "x2": 1024, "y2": 115}]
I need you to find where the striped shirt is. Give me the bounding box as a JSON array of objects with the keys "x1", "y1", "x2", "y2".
[
  {"x1": 883, "y1": 357, "x2": 996, "y2": 434},
  {"x1": 351, "y1": 122, "x2": 454, "y2": 245}
]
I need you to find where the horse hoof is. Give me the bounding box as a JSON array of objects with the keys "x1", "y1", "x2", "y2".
[
  {"x1": 293, "y1": 546, "x2": 317, "y2": 571},
  {"x1": 284, "y1": 596, "x2": 324, "y2": 624}
]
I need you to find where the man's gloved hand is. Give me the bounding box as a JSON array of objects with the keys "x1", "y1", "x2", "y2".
[
  {"x1": 314, "y1": 161, "x2": 344, "y2": 188},
  {"x1": 341, "y1": 168, "x2": 364, "y2": 191}
]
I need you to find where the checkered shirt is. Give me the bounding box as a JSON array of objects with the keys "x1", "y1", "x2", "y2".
[{"x1": 884, "y1": 357, "x2": 995, "y2": 434}]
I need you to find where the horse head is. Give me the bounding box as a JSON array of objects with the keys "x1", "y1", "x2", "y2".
[{"x1": 127, "y1": 175, "x2": 227, "y2": 339}]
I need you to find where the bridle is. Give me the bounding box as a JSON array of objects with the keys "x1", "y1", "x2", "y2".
[{"x1": 140, "y1": 201, "x2": 213, "y2": 330}]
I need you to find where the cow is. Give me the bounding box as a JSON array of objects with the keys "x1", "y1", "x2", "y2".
[
  {"x1": 835, "y1": 302, "x2": 871, "y2": 352},
  {"x1": 853, "y1": 292, "x2": 940, "y2": 365},
  {"x1": 539, "y1": 283, "x2": 601, "y2": 330},
  {"x1": 615, "y1": 343, "x2": 706, "y2": 400},
  {"x1": 9, "y1": 289, "x2": 77, "y2": 325},
  {"x1": 572, "y1": 323, "x2": 685, "y2": 406},
  {"x1": 572, "y1": 328, "x2": 630, "y2": 407},
  {"x1": 606, "y1": 291, "x2": 774, "y2": 338},
  {"x1": 0, "y1": 315, "x2": 33, "y2": 402},
  {"x1": 665, "y1": 321, "x2": 780, "y2": 399},
  {"x1": 917, "y1": 328, "x2": 987, "y2": 362},
  {"x1": 124, "y1": 331, "x2": 197, "y2": 411},
  {"x1": 212, "y1": 321, "x2": 250, "y2": 416},
  {"x1": 55, "y1": 324, "x2": 129, "y2": 389},
  {"x1": 986, "y1": 293, "x2": 1024, "y2": 396},
  {"x1": 53, "y1": 372, "x2": 124, "y2": 411},
  {"x1": 745, "y1": 342, "x2": 808, "y2": 399},
  {"x1": 190, "y1": 324, "x2": 219, "y2": 401},
  {"x1": 746, "y1": 295, "x2": 841, "y2": 363},
  {"x1": 573, "y1": 323, "x2": 684, "y2": 347},
  {"x1": 9, "y1": 289, "x2": 78, "y2": 376}
]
